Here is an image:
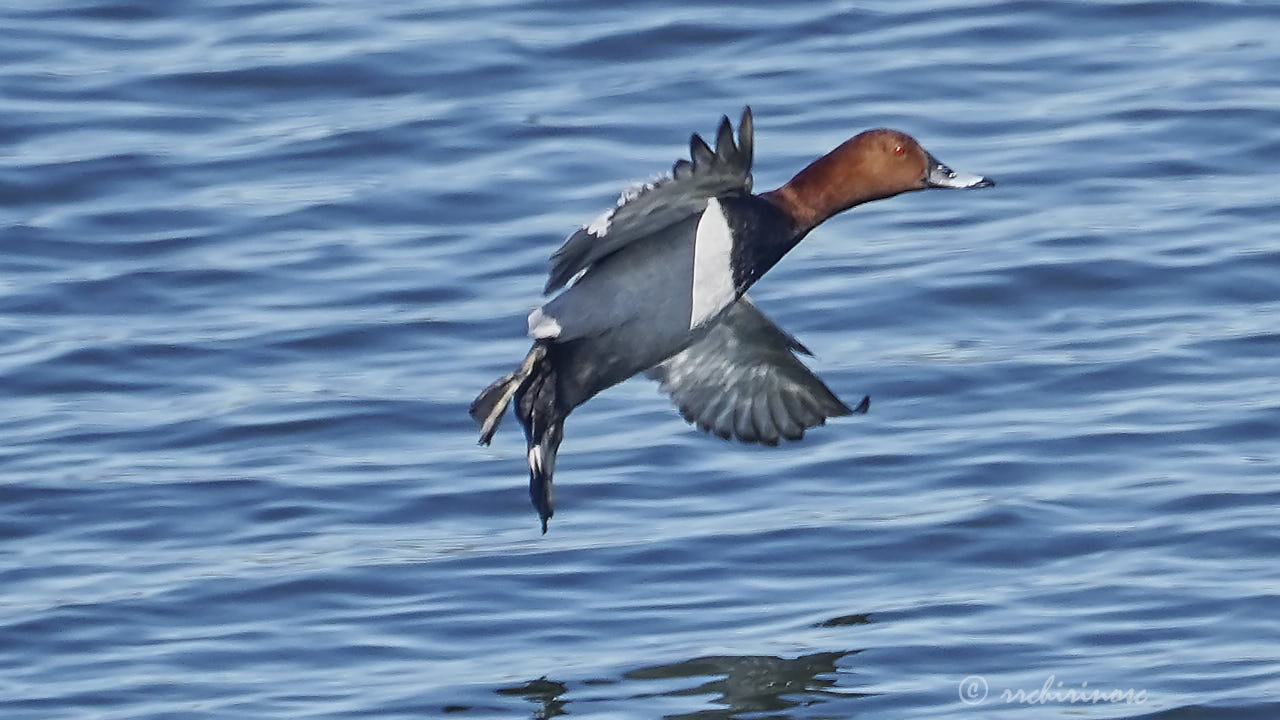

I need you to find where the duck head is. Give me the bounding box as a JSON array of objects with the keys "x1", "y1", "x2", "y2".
[{"x1": 764, "y1": 128, "x2": 994, "y2": 234}]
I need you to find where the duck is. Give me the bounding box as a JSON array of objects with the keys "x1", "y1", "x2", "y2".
[{"x1": 471, "y1": 107, "x2": 994, "y2": 532}]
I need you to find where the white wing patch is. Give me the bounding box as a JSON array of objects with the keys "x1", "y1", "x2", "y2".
[
  {"x1": 527, "y1": 307, "x2": 562, "y2": 339},
  {"x1": 585, "y1": 208, "x2": 613, "y2": 238},
  {"x1": 583, "y1": 177, "x2": 664, "y2": 238},
  {"x1": 689, "y1": 197, "x2": 736, "y2": 329}
]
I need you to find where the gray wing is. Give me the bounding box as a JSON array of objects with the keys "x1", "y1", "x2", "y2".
[
  {"x1": 544, "y1": 107, "x2": 754, "y2": 294},
  {"x1": 645, "y1": 297, "x2": 868, "y2": 445}
]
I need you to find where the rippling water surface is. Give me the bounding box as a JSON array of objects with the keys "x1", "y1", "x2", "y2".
[{"x1": 3, "y1": 1, "x2": 1279, "y2": 718}]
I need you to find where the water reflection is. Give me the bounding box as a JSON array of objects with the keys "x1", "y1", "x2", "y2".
[
  {"x1": 496, "y1": 612, "x2": 873, "y2": 718},
  {"x1": 816, "y1": 613, "x2": 871, "y2": 628},
  {"x1": 495, "y1": 649, "x2": 868, "y2": 719},
  {"x1": 495, "y1": 677, "x2": 567, "y2": 719},
  {"x1": 625, "y1": 649, "x2": 868, "y2": 719}
]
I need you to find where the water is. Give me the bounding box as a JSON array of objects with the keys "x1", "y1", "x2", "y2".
[{"x1": 3, "y1": 1, "x2": 1279, "y2": 717}]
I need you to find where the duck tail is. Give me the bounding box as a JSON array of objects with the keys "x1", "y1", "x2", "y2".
[
  {"x1": 469, "y1": 342, "x2": 565, "y2": 533},
  {"x1": 516, "y1": 342, "x2": 563, "y2": 534}
]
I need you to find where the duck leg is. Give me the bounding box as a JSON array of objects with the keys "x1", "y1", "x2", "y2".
[{"x1": 469, "y1": 343, "x2": 547, "y2": 445}]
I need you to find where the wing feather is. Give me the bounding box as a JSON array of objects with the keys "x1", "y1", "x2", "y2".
[
  {"x1": 544, "y1": 108, "x2": 755, "y2": 294},
  {"x1": 645, "y1": 296, "x2": 867, "y2": 445},
  {"x1": 690, "y1": 133, "x2": 716, "y2": 170}
]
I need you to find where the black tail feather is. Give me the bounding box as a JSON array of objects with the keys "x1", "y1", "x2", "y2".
[
  {"x1": 515, "y1": 343, "x2": 563, "y2": 533},
  {"x1": 526, "y1": 428, "x2": 562, "y2": 534}
]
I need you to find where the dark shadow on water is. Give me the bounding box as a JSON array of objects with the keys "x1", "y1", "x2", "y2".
[
  {"x1": 494, "y1": 650, "x2": 869, "y2": 719},
  {"x1": 495, "y1": 677, "x2": 567, "y2": 719},
  {"x1": 493, "y1": 613, "x2": 874, "y2": 718},
  {"x1": 816, "y1": 613, "x2": 871, "y2": 628},
  {"x1": 623, "y1": 650, "x2": 870, "y2": 720}
]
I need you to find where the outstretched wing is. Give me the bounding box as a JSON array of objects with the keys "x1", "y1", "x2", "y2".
[
  {"x1": 645, "y1": 297, "x2": 868, "y2": 445},
  {"x1": 544, "y1": 107, "x2": 755, "y2": 294}
]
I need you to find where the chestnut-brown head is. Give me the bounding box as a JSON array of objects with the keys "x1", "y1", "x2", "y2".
[{"x1": 765, "y1": 128, "x2": 994, "y2": 233}]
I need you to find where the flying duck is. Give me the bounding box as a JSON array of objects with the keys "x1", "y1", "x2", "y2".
[{"x1": 472, "y1": 108, "x2": 994, "y2": 532}]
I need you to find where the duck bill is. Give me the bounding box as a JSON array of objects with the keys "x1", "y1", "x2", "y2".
[{"x1": 924, "y1": 152, "x2": 995, "y2": 189}]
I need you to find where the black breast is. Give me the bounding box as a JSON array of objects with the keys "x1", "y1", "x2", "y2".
[{"x1": 718, "y1": 194, "x2": 802, "y2": 292}]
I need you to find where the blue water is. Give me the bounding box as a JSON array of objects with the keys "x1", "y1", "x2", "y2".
[{"x1": 3, "y1": 1, "x2": 1279, "y2": 718}]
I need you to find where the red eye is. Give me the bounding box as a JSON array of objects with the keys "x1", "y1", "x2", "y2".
[{"x1": 893, "y1": 145, "x2": 905, "y2": 156}]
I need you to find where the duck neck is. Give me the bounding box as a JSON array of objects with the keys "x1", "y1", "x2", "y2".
[
  {"x1": 761, "y1": 184, "x2": 828, "y2": 237},
  {"x1": 762, "y1": 141, "x2": 899, "y2": 236}
]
